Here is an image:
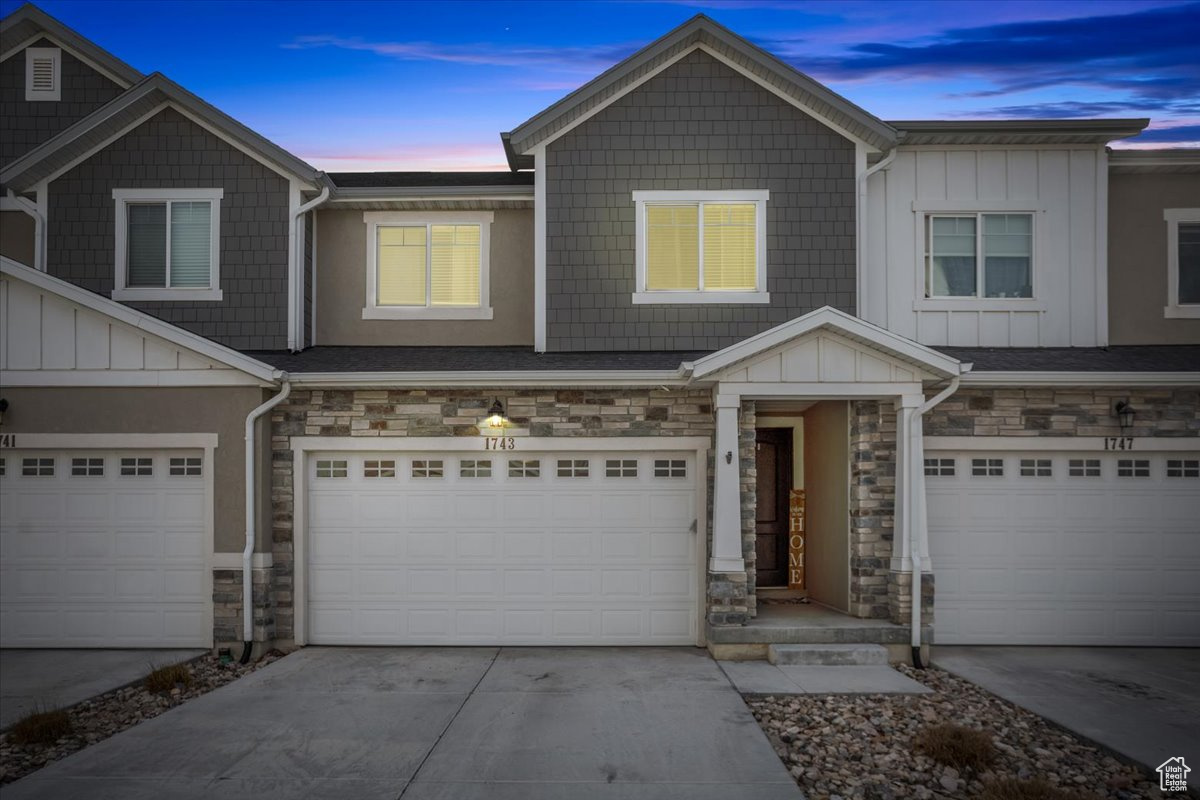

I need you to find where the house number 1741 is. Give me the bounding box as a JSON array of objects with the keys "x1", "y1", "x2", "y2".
[{"x1": 484, "y1": 437, "x2": 516, "y2": 450}]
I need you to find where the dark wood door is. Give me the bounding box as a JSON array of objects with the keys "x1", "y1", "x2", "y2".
[{"x1": 755, "y1": 428, "x2": 793, "y2": 588}]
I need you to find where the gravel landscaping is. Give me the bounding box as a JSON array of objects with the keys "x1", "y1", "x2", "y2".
[
  {"x1": 0, "y1": 651, "x2": 285, "y2": 785},
  {"x1": 748, "y1": 664, "x2": 1164, "y2": 800}
]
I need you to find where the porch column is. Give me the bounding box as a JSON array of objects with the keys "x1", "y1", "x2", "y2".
[
  {"x1": 891, "y1": 394, "x2": 923, "y2": 572},
  {"x1": 710, "y1": 394, "x2": 744, "y2": 572}
]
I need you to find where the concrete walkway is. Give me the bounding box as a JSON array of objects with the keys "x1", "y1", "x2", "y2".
[
  {"x1": 936, "y1": 646, "x2": 1200, "y2": 789},
  {"x1": 0, "y1": 649, "x2": 207, "y2": 729},
  {"x1": 1, "y1": 647, "x2": 802, "y2": 799}
]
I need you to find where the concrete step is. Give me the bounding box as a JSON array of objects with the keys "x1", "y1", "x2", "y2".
[{"x1": 767, "y1": 643, "x2": 889, "y2": 666}]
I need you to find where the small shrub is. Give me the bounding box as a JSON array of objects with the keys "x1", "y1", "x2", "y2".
[
  {"x1": 914, "y1": 722, "x2": 996, "y2": 770},
  {"x1": 980, "y1": 777, "x2": 1100, "y2": 800},
  {"x1": 7, "y1": 709, "x2": 73, "y2": 746},
  {"x1": 144, "y1": 663, "x2": 193, "y2": 693}
]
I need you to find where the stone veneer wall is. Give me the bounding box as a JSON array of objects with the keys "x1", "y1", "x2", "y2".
[
  {"x1": 924, "y1": 387, "x2": 1199, "y2": 438},
  {"x1": 267, "y1": 386, "x2": 744, "y2": 642},
  {"x1": 849, "y1": 401, "x2": 897, "y2": 620}
]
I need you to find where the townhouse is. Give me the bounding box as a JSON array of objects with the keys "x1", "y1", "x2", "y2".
[{"x1": 1, "y1": 5, "x2": 1196, "y2": 662}]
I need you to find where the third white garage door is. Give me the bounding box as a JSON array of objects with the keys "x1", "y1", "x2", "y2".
[
  {"x1": 306, "y1": 450, "x2": 701, "y2": 645},
  {"x1": 928, "y1": 450, "x2": 1200, "y2": 645}
]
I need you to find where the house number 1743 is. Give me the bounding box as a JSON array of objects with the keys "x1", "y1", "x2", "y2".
[{"x1": 484, "y1": 437, "x2": 516, "y2": 450}]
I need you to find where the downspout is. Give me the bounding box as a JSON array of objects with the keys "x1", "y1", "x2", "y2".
[
  {"x1": 289, "y1": 185, "x2": 330, "y2": 353},
  {"x1": 7, "y1": 189, "x2": 45, "y2": 272},
  {"x1": 241, "y1": 376, "x2": 291, "y2": 663},
  {"x1": 908, "y1": 368, "x2": 968, "y2": 668},
  {"x1": 856, "y1": 149, "x2": 897, "y2": 318}
]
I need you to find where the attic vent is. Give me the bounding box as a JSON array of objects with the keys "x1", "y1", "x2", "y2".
[{"x1": 25, "y1": 47, "x2": 61, "y2": 101}]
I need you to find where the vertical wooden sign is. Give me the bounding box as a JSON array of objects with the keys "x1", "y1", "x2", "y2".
[{"x1": 788, "y1": 489, "x2": 806, "y2": 589}]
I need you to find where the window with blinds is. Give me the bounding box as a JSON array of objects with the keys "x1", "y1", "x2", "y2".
[
  {"x1": 125, "y1": 200, "x2": 214, "y2": 288},
  {"x1": 377, "y1": 224, "x2": 481, "y2": 307},
  {"x1": 644, "y1": 202, "x2": 758, "y2": 292}
]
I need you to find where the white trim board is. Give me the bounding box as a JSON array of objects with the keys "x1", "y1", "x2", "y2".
[
  {"x1": 960, "y1": 371, "x2": 1200, "y2": 387},
  {"x1": 0, "y1": 370, "x2": 269, "y2": 387},
  {"x1": 288, "y1": 370, "x2": 690, "y2": 388},
  {"x1": 925, "y1": 436, "x2": 1200, "y2": 453},
  {"x1": 288, "y1": 434, "x2": 711, "y2": 646}
]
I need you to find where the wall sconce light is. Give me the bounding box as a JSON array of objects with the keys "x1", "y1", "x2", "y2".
[
  {"x1": 1114, "y1": 400, "x2": 1135, "y2": 430},
  {"x1": 725, "y1": 450, "x2": 733, "y2": 464},
  {"x1": 485, "y1": 398, "x2": 507, "y2": 428},
  {"x1": 0, "y1": 398, "x2": 8, "y2": 426}
]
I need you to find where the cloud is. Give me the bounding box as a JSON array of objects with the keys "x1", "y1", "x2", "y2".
[
  {"x1": 284, "y1": 35, "x2": 641, "y2": 76},
  {"x1": 768, "y1": 3, "x2": 1200, "y2": 103}
]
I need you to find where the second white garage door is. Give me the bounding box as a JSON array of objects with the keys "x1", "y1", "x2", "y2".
[
  {"x1": 306, "y1": 451, "x2": 701, "y2": 645},
  {"x1": 928, "y1": 450, "x2": 1200, "y2": 646}
]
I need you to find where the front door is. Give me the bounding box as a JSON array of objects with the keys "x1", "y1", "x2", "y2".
[{"x1": 755, "y1": 429, "x2": 792, "y2": 588}]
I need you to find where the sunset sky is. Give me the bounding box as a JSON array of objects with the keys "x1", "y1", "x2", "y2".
[{"x1": 13, "y1": 0, "x2": 1200, "y2": 171}]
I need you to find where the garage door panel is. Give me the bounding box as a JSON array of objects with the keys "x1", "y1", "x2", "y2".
[
  {"x1": 307, "y1": 449, "x2": 700, "y2": 645},
  {"x1": 930, "y1": 450, "x2": 1200, "y2": 645}
]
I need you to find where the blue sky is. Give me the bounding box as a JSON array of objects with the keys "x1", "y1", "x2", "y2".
[{"x1": 12, "y1": 0, "x2": 1200, "y2": 170}]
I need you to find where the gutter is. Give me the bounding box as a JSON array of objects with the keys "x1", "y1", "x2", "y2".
[
  {"x1": 961, "y1": 371, "x2": 1200, "y2": 387},
  {"x1": 6, "y1": 189, "x2": 45, "y2": 271},
  {"x1": 907, "y1": 364, "x2": 970, "y2": 667},
  {"x1": 241, "y1": 377, "x2": 291, "y2": 663},
  {"x1": 286, "y1": 368, "x2": 692, "y2": 389},
  {"x1": 856, "y1": 150, "x2": 897, "y2": 319},
  {"x1": 289, "y1": 186, "x2": 330, "y2": 352}
]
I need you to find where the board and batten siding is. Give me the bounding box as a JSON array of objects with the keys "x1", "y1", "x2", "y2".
[{"x1": 862, "y1": 147, "x2": 1105, "y2": 347}]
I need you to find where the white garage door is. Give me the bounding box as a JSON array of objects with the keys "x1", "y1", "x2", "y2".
[
  {"x1": 307, "y1": 450, "x2": 701, "y2": 645},
  {"x1": 0, "y1": 449, "x2": 210, "y2": 648},
  {"x1": 928, "y1": 450, "x2": 1200, "y2": 645}
]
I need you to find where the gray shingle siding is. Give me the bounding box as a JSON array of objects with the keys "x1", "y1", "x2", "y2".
[
  {"x1": 46, "y1": 107, "x2": 290, "y2": 350},
  {"x1": 544, "y1": 50, "x2": 856, "y2": 352},
  {"x1": 1, "y1": 38, "x2": 125, "y2": 168}
]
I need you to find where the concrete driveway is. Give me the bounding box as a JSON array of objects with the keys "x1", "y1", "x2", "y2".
[
  {"x1": 936, "y1": 646, "x2": 1200, "y2": 789},
  {"x1": 1, "y1": 647, "x2": 801, "y2": 799},
  {"x1": 0, "y1": 649, "x2": 207, "y2": 729}
]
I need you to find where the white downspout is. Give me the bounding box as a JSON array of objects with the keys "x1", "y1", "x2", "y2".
[
  {"x1": 289, "y1": 186, "x2": 330, "y2": 352},
  {"x1": 241, "y1": 377, "x2": 291, "y2": 662},
  {"x1": 7, "y1": 189, "x2": 46, "y2": 272},
  {"x1": 856, "y1": 149, "x2": 897, "y2": 320},
  {"x1": 908, "y1": 369, "x2": 968, "y2": 666}
]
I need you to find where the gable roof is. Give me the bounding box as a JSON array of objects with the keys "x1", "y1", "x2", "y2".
[
  {"x1": 686, "y1": 306, "x2": 965, "y2": 381},
  {"x1": 503, "y1": 14, "x2": 899, "y2": 161},
  {"x1": 0, "y1": 71, "x2": 323, "y2": 190},
  {"x1": 0, "y1": 257, "x2": 281, "y2": 384},
  {"x1": 0, "y1": 3, "x2": 141, "y2": 87},
  {"x1": 892, "y1": 119, "x2": 1149, "y2": 146}
]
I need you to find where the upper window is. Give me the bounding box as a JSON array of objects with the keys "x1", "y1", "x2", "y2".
[
  {"x1": 112, "y1": 189, "x2": 223, "y2": 301},
  {"x1": 926, "y1": 213, "x2": 1033, "y2": 299},
  {"x1": 25, "y1": 47, "x2": 61, "y2": 101},
  {"x1": 1164, "y1": 209, "x2": 1200, "y2": 319},
  {"x1": 363, "y1": 211, "x2": 493, "y2": 320},
  {"x1": 632, "y1": 190, "x2": 769, "y2": 305}
]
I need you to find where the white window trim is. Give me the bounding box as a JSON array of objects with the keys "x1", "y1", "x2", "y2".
[
  {"x1": 112, "y1": 188, "x2": 224, "y2": 301},
  {"x1": 921, "y1": 211, "x2": 1038, "y2": 303},
  {"x1": 1164, "y1": 208, "x2": 1200, "y2": 319},
  {"x1": 25, "y1": 47, "x2": 61, "y2": 102},
  {"x1": 632, "y1": 189, "x2": 769, "y2": 305},
  {"x1": 362, "y1": 210, "x2": 494, "y2": 320}
]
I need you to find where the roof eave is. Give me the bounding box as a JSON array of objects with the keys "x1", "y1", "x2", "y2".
[{"x1": 1, "y1": 2, "x2": 142, "y2": 86}]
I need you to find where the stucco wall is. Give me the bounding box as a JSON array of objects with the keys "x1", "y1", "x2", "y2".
[
  {"x1": 46, "y1": 107, "x2": 291, "y2": 350},
  {"x1": 1, "y1": 38, "x2": 124, "y2": 168},
  {"x1": 314, "y1": 208, "x2": 534, "y2": 346},
  {"x1": 0, "y1": 210, "x2": 35, "y2": 264},
  {"x1": 802, "y1": 400, "x2": 851, "y2": 612},
  {"x1": 1108, "y1": 172, "x2": 1200, "y2": 345},
  {"x1": 0, "y1": 385, "x2": 271, "y2": 553},
  {"x1": 544, "y1": 49, "x2": 857, "y2": 352}
]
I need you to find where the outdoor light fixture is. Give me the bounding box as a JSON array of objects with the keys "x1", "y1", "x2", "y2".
[
  {"x1": 485, "y1": 398, "x2": 507, "y2": 428},
  {"x1": 0, "y1": 398, "x2": 7, "y2": 426},
  {"x1": 1115, "y1": 400, "x2": 1135, "y2": 430}
]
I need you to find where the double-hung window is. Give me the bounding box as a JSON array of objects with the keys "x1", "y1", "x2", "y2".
[
  {"x1": 112, "y1": 188, "x2": 223, "y2": 301},
  {"x1": 1164, "y1": 209, "x2": 1200, "y2": 318},
  {"x1": 632, "y1": 190, "x2": 769, "y2": 304},
  {"x1": 926, "y1": 213, "x2": 1033, "y2": 299},
  {"x1": 363, "y1": 211, "x2": 493, "y2": 320}
]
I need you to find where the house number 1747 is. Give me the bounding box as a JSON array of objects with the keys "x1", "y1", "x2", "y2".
[
  {"x1": 484, "y1": 437, "x2": 516, "y2": 450},
  {"x1": 1104, "y1": 437, "x2": 1133, "y2": 450}
]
